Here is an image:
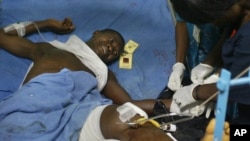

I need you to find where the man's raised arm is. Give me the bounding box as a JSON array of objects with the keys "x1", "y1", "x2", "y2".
[
  {"x1": 0, "y1": 18, "x2": 75, "y2": 37},
  {"x1": 0, "y1": 18, "x2": 75, "y2": 59}
]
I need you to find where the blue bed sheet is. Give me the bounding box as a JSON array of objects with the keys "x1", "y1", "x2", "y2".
[
  {"x1": 0, "y1": 68, "x2": 112, "y2": 141},
  {"x1": 0, "y1": 0, "x2": 175, "y2": 100}
]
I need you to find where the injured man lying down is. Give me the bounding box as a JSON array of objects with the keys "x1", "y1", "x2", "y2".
[{"x1": 0, "y1": 18, "x2": 175, "y2": 141}]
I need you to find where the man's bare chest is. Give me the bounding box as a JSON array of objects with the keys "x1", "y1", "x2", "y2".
[{"x1": 23, "y1": 48, "x2": 95, "y2": 84}]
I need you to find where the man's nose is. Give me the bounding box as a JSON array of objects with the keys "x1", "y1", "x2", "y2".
[{"x1": 107, "y1": 45, "x2": 113, "y2": 53}]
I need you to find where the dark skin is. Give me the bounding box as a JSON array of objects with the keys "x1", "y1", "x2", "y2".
[
  {"x1": 101, "y1": 105, "x2": 173, "y2": 141},
  {"x1": 0, "y1": 18, "x2": 173, "y2": 140},
  {"x1": 0, "y1": 18, "x2": 172, "y2": 114},
  {"x1": 184, "y1": 0, "x2": 250, "y2": 102},
  {"x1": 102, "y1": 1, "x2": 250, "y2": 140}
]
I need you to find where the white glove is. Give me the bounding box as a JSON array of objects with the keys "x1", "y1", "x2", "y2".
[
  {"x1": 167, "y1": 62, "x2": 185, "y2": 91},
  {"x1": 191, "y1": 63, "x2": 214, "y2": 84},
  {"x1": 203, "y1": 73, "x2": 219, "y2": 84}
]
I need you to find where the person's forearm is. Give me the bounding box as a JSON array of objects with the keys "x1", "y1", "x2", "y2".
[
  {"x1": 175, "y1": 21, "x2": 189, "y2": 63},
  {"x1": 202, "y1": 28, "x2": 228, "y2": 67},
  {"x1": 23, "y1": 20, "x2": 51, "y2": 35},
  {"x1": 202, "y1": 45, "x2": 223, "y2": 67},
  {"x1": 202, "y1": 40, "x2": 224, "y2": 68},
  {"x1": 0, "y1": 19, "x2": 51, "y2": 36}
]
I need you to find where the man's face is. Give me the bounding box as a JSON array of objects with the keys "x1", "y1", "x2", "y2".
[{"x1": 88, "y1": 31, "x2": 124, "y2": 64}]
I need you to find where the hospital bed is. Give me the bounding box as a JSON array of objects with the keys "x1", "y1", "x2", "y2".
[
  {"x1": 0, "y1": 0, "x2": 176, "y2": 101},
  {"x1": 0, "y1": 0, "x2": 177, "y2": 140}
]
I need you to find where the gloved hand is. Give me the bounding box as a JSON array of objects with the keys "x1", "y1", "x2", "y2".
[
  {"x1": 167, "y1": 62, "x2": 185, "y2": 91},
  {"x1": 191, "y1": 63, "x2": 214, "y2": 84},
  {"x1": 203, "y1": 73, "x2": 219, "y2": 84}
]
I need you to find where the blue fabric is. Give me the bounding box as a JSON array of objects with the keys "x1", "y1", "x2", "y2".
[
  {"x1": 0, "y1": 50, "x2": 31, "y2": 100},
  {"x1": 0, "y1": 0, "x2": 175, "y2": 100},
  {"x1": 222, "y1": 22, "x2": 250, "y2": 105},
  {"x1": 187, "y1": 24, "x2": 220, "y2": 69},
  {"x1": 176, "y1": 15, "x2": 221, "y2": 71},
  {"x1": 0, "y1": 68, "x2": 112, "y2": 141}
]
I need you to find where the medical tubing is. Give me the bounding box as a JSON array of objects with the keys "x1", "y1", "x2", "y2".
[
  {"x1": 148, "y1": 113, "x2": 177, "y2": 121},
  {"x1": 32, "y1": 22, "x2": 48, "y2": 42},
  {"x1": 162, "y1": 115, "x2": 194, "y2": 126},
  {"x1": 134, "y1": 113, "x2": 177, "y2": 126}
]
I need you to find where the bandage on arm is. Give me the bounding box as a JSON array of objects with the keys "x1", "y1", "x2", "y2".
[
  {"x1": 3, "y1": 20, "x2": 49, "y2": 39},
  {"x1": 3, "y1": 22, "x2": 33, "y2": 37},
  {"x1": 116, "y1": 102, "x2": 148, "y2": 123}
]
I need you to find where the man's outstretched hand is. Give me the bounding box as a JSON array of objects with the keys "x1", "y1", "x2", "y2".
[{"x1": 47, "y1": 18, "x2": 75, "y2": 34}]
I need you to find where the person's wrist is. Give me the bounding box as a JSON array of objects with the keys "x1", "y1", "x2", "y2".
[{"x1": 173, "y1": 62, "x2": 185, "y2": 71}]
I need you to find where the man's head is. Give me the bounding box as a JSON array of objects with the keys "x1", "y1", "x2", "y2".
[
  {"x1": 86, "y1": 29, "x2": 125, "y2": 64},
  {"x1": 171, "y1": 0, "x2": 239, "y2": 26}
]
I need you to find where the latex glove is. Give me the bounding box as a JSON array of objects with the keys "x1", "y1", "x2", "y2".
[
  {"x1": 167, "y1": 62, "x2": 185, "y2": 91},
  {"x1": 191, "y1": 63, "x2": 214, "y2": 84},
  {"x1": 203, "y1": 73, "x2": 219, "y2": 84}
]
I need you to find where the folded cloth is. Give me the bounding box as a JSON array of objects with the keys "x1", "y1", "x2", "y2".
[
  {"x1": 49, "y1": 35, "x2": 108, "y2": 90},
  {"x1": 19, "y1": 62, "x2": 34, "y2": 88},
  {"x1": 0, "y1": 68, "x2": 112, "y2": 141}
]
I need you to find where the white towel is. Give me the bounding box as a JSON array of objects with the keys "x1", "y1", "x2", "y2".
[{"x1": 49, "y1": 35, "x2": 108, "y2": 91}]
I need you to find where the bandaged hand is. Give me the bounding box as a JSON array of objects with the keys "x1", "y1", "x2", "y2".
[
  {"x1": 191, "y1": 63, "x2": 214, "y2": 84},
  {"x1": 170, "y1": 100, "x2": 205, "y2": 117},
  {"x1": 172, "y1": 84, "x2": 198, "y2": 108},
  {"x1": 167, "y1": 62, "x2": 185, "y2": 91},
  {"x1": 169, "y1": 84, "x2": 206, "y2": 117}
]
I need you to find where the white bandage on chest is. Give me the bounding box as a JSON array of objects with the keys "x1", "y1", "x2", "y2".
[
  {"x1": 3, "y1": 21, "x2": 32, "y2": 37},
  {"x1": 49, "y1": 35, "x2": 108, "y2": 90},
  {"x1": 116, "y1": 102, "x2": 148, "y2": 123}
]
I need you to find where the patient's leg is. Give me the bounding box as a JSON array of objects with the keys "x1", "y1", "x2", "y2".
[
  {"x1": 80, "y1": 103, "x2": 174, "y2": 141},
  {"x1": 100, "y1": 104, "x2": 173, "y2": 141}
]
